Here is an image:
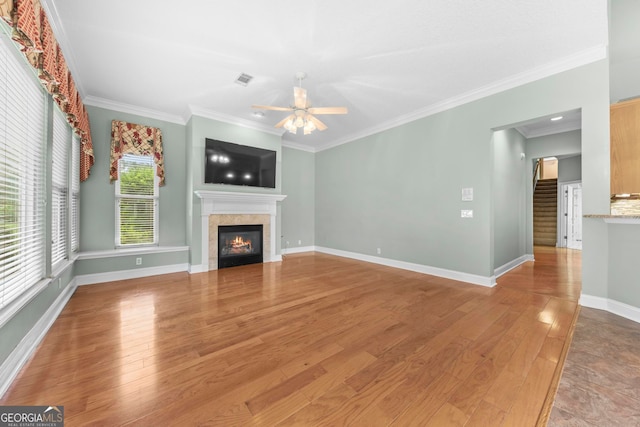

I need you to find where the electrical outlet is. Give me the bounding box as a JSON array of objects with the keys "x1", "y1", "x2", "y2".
[
  {"x1": 377, "y1": 248, "x2": 381, "y2": 255},
  {"x1": 58, "y1": 278, "x2": 62, "y2": 289},
  {"x1": 286, "y1": 241, "x2": 290, "y2": 246},
  {"x1": 461, "y1": 209, "x2": 473, "y2": 218},
  {"x1": 136, "y1": 257, "x2": 142, "y2": 265},
  {"x1": 298, "y1": 240, "x2": 302, "y2": 245}
]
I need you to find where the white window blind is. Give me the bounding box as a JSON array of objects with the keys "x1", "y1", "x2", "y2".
[
  {"x1": 51, "y1": 107, "x2": 70, "y2": 267},
  {"x1": 0, "y1": 36, "x2": 46, "y2": 309},
  {"x1": 70, "y1": 133, "x2": 80, "y2": 252},
  {"x1": 115, "y1": 154, "x2": 158, "y2": 246}
]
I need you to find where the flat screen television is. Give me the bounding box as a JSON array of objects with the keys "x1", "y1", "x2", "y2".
[{"x1": 204, "y1": 138, "x2": 276, "y2": 188}]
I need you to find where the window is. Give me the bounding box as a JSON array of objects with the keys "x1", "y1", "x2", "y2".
[
  {"x1": 70, "y1": 134, "x2": 80, "y2": 252},
  {"x1": 0, "y1": 36, "x2": 46, "y2": 309},
  {"x1": 115, "y1": 154, "x2": 158, "y2": 246},
  {"x1": 51, "y1": 107, "x2": 70, "y2": 267}
]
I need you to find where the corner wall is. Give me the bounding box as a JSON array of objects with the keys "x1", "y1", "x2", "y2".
[
  {"x1": 281, "y1": 146, "x2": 315, "y2": 251},
  {"x1": 492, "y1": 128, "x2": 527, "y2": 270}
]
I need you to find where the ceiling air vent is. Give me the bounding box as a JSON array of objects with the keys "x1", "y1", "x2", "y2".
[{"x1": 235, "y1": 73, "x2": 253, "y2": 86}]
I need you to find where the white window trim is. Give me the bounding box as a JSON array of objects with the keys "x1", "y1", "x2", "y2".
[
  {"x1": 51, "y1": 106, "x2": 71, "y2": 270},
  {"x1": 114, "y1": 155, "x2": 160, "y2": 248},
  {"x1": 70, "y1": 134, "x2": 80, "y2": 253}
]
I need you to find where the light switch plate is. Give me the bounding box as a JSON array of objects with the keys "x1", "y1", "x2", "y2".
[{"x1": 462, "y1": 187, "x2": 473, "y2": 201}]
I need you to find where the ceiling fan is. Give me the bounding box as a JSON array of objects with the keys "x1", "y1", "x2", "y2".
[{"x1": 252, "y1": 72, "x2": 348, "y2": 135}]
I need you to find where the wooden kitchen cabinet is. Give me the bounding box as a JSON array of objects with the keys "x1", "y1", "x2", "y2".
[{"x1": 611, "y1": 98, "x2": 640, "y2": 195}]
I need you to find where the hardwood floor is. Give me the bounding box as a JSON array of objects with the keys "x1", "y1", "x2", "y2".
[{"x1": 1, "y1": 247, "x2": 581, "y2": 426}]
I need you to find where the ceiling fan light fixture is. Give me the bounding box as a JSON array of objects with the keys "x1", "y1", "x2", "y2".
[
  {"x1": 304, "y1": 116, "x2": 316, "y2": 133},
  {"x1": 283, "y1": 117, "x2": 297, "y2": 133},
  {"x1": 251, "y1": 72, "x2": 347, "y2": 136}
]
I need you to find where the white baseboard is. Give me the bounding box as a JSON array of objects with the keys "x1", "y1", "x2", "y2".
[
  {"x1": 270, "y1": 255, "x2": 283, "y2": 262},
  {"x1": 76, "y1": 263, "x2": 189, "y2": 286},
  {"x1": 494, "y1": 254, "x2": 534, "y2": 278},
  {"x1": 0, "y1": 279, "x2": 78, "y2": 398},
  {"x1": 314, "y1": 246, "x2": 494, "y2": 287},
  {"x1": 579, "y1": 294, "x2": 608, "y2": 310},
  {"x1": 282, "y1": 246, "x2": 315, "y2": 255},
  {"x1": 580, "y1": 294, "x2": 640, "y2": 324},
  {"x1": 188, "y1": 264, "x2": 206, "y2": 274}
]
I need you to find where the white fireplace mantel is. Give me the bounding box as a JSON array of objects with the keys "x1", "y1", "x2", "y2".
[{"x1": 194, "y1": 191, "x2": 287, "y2": 270}]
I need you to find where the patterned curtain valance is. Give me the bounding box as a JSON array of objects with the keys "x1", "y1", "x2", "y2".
[
  {"x1": 110, "y1": 120, "x2": 165, "y2": 186},
  {"x1": 1, "y1": 0, "x2": 94, "y2": 181}
]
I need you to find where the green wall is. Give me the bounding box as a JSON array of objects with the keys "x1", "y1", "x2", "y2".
[
  {"x1": 281, "y1": 147, "x2": 315, "y2": 250},
  {"x1": 608, "y1": 225, "x2": 640, "y2": 308},
  {"x1": 75, "y1": 251, "x2": 189, "y2": 276},
  {"x1": 558, "y1": 155, "x2": 582, "y2": 182},
  {"x1": 492, "y1": 128, "x2": 527, "y2": 269},
  {"x1": 526, "y1": 129, "x2": 582, "y2": 160},
  {"x1": 0, "y1": 265, "x2": 74, "y2": 372},
  {"x1": 316, "y1": 60, "x2": 610, "y2": 283},
  {"x1": 81, "y1": 106, "x2": 188, "y2": 251}
]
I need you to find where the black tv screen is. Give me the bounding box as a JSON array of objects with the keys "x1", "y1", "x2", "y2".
[{"x1": 204, "y1": 139, "x2": 276, "y2": 188}]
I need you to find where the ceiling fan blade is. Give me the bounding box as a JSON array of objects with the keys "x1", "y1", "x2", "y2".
[
  {"x1": 274, "y1": 114, "x2": 295, "y2": 128},
  {"x1": 308, "y1": 114, "x2": 328, "y2": 131},
  {"x1": 307, "y1": 107, "x2": 348, "y2": 115},
  {"x1": 294, "y1": 87, "x2": 307, "y2": 109},
  {"x1": 252, "y1": 104, "x2": 293, "y2": 112}
]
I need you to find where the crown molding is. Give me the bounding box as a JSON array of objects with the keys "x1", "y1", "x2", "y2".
[
  {"x1": 516, "y1": 120, "x2": 582, "y2": 139},
  {"x1": 186, "y1": 105, "x2": 284, "y2": 136},
  {"x1": 84, "y1": 96, "x2": 186, "y2": 124},
  {"x1": 40, "y1": 0, "x2": 85, "y2": 98},
  {"x1": 83, "y1": 97, "x2": 289, "y2": 135},
  {"x1": 312, "y1": 44, "x2": 607, "y2": 152},
  {"x1": 281, "y1": 140, "x2": 318, "y2": 153}
]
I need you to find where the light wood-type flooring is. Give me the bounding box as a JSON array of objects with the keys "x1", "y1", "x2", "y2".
[{"x1": 1, "y1": 247, "x2": 581, "y2": 425}]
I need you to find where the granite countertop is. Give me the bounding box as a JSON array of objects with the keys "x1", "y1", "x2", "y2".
[
  {"x1": 584, "y1": 214, "x2": 640, "y2": 223},
  {"x1": 584, "y1": 214, "x2": 640, "y2": 219}
]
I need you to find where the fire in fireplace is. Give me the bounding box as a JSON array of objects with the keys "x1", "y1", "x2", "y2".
[{"x1": 218, "y1": 224, "x2": 263, "y2": 269}]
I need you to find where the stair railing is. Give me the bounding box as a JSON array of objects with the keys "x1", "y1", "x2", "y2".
[{"x1": 533, "y1": 159, "x2": 541, "y2": 190}]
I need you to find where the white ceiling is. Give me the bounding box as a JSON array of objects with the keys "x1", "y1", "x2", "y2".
[{"x1": 42, "y1": 0, "x2": 608, "y2": 150}]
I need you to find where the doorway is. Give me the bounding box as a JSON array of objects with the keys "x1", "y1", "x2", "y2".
[
  {"x1": 533, "y1": 157, "x2": 560, "y2": 247},
  {"x1": 561, "y1": 182, "x2": 583, "y2": 250}
]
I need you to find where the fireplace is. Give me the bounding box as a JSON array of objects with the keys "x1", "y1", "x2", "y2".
[
  {"x1": 218, "y1": 224, "x2": 263, "y2": 269},
  {"x1": 194, "y1": 191, "x2": 286, "y2": 272}
]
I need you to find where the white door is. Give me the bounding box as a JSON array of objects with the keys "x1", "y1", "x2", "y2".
[{"x1": 567, "y1": 183, "x2": 582, "y2": 250}]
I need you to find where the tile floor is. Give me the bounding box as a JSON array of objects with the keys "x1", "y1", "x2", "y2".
[{"x1": 549, "y1": 307, "x2": 640, "y2": 426}]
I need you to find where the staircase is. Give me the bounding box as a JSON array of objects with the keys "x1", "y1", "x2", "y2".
[{"x1": 534, "y1": 178, "x2": 557, "y2": 246}]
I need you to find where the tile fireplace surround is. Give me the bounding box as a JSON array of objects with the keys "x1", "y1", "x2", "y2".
[{"x1": 194, "y1": 191, "x2": 287, "y2": 270}]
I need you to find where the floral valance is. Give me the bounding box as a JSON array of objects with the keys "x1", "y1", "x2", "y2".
[
  {"x1": 110, "y1": 120, "x2": 165, "y2": 186},
  {"x1": 1, "y1": 0, "x2": 94, "y2": 181}
]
